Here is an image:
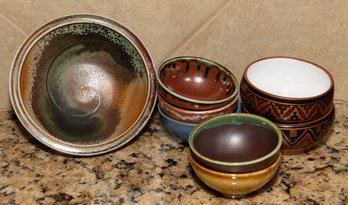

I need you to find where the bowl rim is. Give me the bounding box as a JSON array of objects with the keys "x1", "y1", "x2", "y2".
[
  {"x1": 188, "y1": 113, "x2": 282, "y2": 168},
  {"x1": 243, "y1": 56, "x2": 334, "y2": 101},
  {"x1": 9, "y1": 13, "x2": 157, "y2": 156},
  {"x1": 158, "y1": 94, "x2": 239, "y2": 123},
  {"x1": 157, "y1": 103, "x2": 198, "y2": 126},
  {"x1": 157, "y1": 56, "x2": 239, "y2": 105},
  {"x1": 189, "y1": 150, "x2": 282, "y2": 176},
  {"x1": 158, "y1": 93, "x2": 239, "y2": 114}
]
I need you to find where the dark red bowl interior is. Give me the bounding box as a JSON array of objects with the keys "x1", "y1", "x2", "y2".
[
  {"x1": 160, "y1": 60, "x2": 235, "y2": 101},
  {"x1": 193, "y1": 124, "x2": 279, "y2": 163}
]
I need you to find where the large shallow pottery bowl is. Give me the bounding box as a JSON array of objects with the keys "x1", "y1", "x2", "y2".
[
  {"x1": 189, "y1": 113, "x2": 282, "y2": 173},
  {"x1": 189, "y1": 151, "x2": 281, "y2": 198},
  {"x1": 158, "y1": 104, "x2": 197, "y2": 142},
  {"x1": 157, "y1": 56, "x2": 239, "y2": 111},
  {"x1": 9, "y1": 14, "x2": 157, "y2": 156},
  {"x1": 240, "y1": 56, "x2": 334, "y2": 123},
  {"x1": 158, "y1": 94, "x2": 238, "y2": 123}
]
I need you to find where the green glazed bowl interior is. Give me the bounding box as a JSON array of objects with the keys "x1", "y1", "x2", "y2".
[
  {"x1": 9, "y1": 14, "x2": 156, "y2": 155},
  {"x1": 189, "y1": 113, "x2": 282, "y2": 173}
]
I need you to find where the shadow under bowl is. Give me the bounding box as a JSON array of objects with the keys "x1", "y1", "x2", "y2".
[
  {"x1": 189, "y1": 151, "x2": 281, "y2": 198},
  {"x1": 9, "y1": 14, "x2": 157, "y2": 156},
  {"x1": 158, "y1": 94, "x2": 239, "y2": 123},
  {"x1": 158, "y1": 104, "x2": 197, "y2": 142},
  {"x1": 240, "y1": 56, "x2": 334, "y2": 124},
  {"x1": 157, "y1": 56, "x2": 239, "y2": 111},
  {"x1": 189, "y1": 113, "x2": 282, "y2": 173}
]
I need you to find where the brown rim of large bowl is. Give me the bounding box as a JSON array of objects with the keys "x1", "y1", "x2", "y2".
[
  {"x1": 9, "y1": 14, "x2": 157, "y2": 156},
  {"x1": 157, "y1": 56, "x2": 239, "y2": 105},
  {"x1": 243, "y1": 56, "x2": 334, "y2": 102}
]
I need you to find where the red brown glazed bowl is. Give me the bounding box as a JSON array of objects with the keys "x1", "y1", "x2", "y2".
[
  {"x1": 189, "y1": 113, "x2": 282, "y2": 173},
  {"x1": 240, "y1": 56, "x2": 334, "y2": 124},
  {"x1": 9, "y1": 14, "x2": 157, "y2": 156},
  {"x1": 158, "y1": 94, "x2": 238, "y2": 123},
  {"x1": 157, "y1": 56, "x2": 239, "y2": 111}
]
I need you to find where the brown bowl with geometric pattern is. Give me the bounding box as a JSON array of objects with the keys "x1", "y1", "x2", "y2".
[
  {"x1": 276, "y1": 106, "x2": 335, "y2": 155},
  {"x1": 240, "y1": 56, "x2": 334, "y2": 124},
  {"x1": 243, "y1": 105, "x2": 334, "y2": 155}
]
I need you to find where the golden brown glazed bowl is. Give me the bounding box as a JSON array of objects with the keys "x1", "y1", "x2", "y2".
[
  {"x1": 158, "y1": 94, "x2": 238, "y2": 123},
  {"x1": 189, "y1": 151, "x2": 281, "y2": 198},
  {"x1": 157, "y1": 56, "x2": 239, "y2": 111},
  {"x1": 240, "y1": 56, "x2": 334, "y2": 124},
  {"x1": 9, "y1": 14, "x2": 157, "y2": 156}
]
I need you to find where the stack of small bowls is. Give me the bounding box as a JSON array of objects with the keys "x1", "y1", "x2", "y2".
[
  {"x1": 188, "y1": 113, "x2": 283, "y2": 198},
  {"x1": 156, "y1": 56, "x2": 239, "y2": 142},
  {"x1": 240, "y1": 57, "x2": 335, "y2": 154}
]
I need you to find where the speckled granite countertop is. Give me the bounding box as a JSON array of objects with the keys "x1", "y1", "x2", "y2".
[{"x1": 0, "y1": 100, "x2": 347, "y2": 205}]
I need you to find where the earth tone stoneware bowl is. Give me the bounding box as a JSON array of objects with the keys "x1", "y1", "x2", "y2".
[
  {"x1": 158, "y1": 104, "x2": 197, "y2": 142},
  {"x1": 189, "y1": 113, "x2": 282, "y2": 173},
  {"x1": 240, "y1": 56, "x2": 334, "y2": 124},
  {"x1": 158, "y1": 94, "x2": 238, "y2": 123},
  {"x1": 157, "y1": 56, "x2": 239, "y2": 111},
  {"x1": 9, "y1": 14, "x2": 157, "y2": 156},
  {"x1": 276, "y1": 107, "x2": 334, "y2": 154},
  {"x1": 189, "y1": 151, "x2": 281, "y2": 198},
  {"x1": 243, "y1": 106, "x2": 334, "y2": 154}
]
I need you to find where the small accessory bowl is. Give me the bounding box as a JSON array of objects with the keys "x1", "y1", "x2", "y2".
[
  {"x1": 189, "y1": 151, "x2": 281, "y2": 198},
  {"x1": 189, "y1": 113, "x2": 282, "y2": 173},
  {"x1": 158, "y1": 104, "x2": 197, "y2": 142},
  {"x1": 240, "y1": 56, "x2": 334, "y2": 123},
  {"x1": 158, "y1": 94, "x2": 238, "y2": 123},
  {"x1": 9, "y1": 14, "x2": 157, "y2": 156},
  {"x1": 157, "y1": 56, "x2": 239, "y2": 111}
]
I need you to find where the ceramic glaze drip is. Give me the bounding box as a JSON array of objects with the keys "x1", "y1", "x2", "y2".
[
  {"x1": 194, "y1": 124, "x2": 278, "y2": 162},
  {"x1": 247, "y1": 58, "x2": 331, "y2": 98}
]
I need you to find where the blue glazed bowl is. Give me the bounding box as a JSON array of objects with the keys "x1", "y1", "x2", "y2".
[
  {"x1": 158, "y1": 102, "x2": 241, "y2": 142},
  {"x1": 158, "y1": 104, "x2": 197, "y2": 142}
]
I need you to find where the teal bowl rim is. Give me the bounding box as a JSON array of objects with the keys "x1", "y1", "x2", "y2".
[
  {"x1": 156, "y1": 56, "x2": 239, "y2": 105},
  {"x1": 188, "y1": 113, "x2": 282, "y2": 167}
]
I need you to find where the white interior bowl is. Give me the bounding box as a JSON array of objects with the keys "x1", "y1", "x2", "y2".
[{"x1": 246, "y1": 57, "x2": 333, "y2": 98}]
